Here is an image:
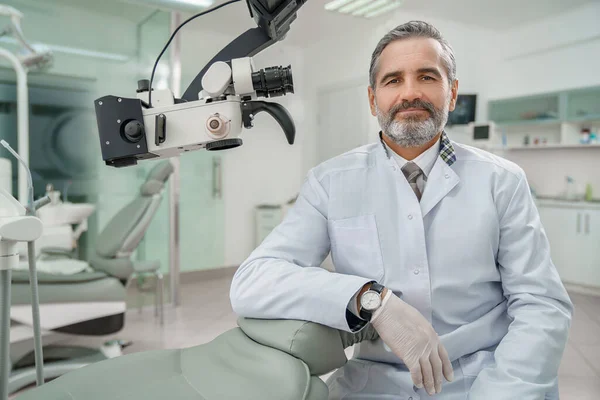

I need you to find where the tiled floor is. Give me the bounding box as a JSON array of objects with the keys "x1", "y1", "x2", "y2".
[{"x1": 49, "y1": 275, "x2": 600, "y2": 399}]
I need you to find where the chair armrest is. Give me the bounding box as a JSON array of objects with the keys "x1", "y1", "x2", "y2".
[
  {"x1": 89, "y1": 254, "x2": 134, "y2": 280},
  {"x1": 237, "y1": 317, "x2": 379, "y2": 376},
  {"x1": 131, "y1": 260, "x2": 160, "y2": 273}
]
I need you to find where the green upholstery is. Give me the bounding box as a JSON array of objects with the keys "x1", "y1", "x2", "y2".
[
  {"x1": 94, "y1": 197, "x2": 153, "y2": 259},
  {"x1": 11, "y1": 270, "x2": 108, "y2": 284},
  {"x1": 16, "y1": 318, "x2": 379, "y2": 400},
  {"x1": 91, "y1": 160, "x2": 173, "y2": 280},
  {"x1": 238, "y1": 318, "x2": 348, "y2": 376},
  {"x1": 88, "y1": 255, "x2": 134, "y2": 281},
  {"x1": 11, "y1": 273, "x2": 125, "y2": 305}
]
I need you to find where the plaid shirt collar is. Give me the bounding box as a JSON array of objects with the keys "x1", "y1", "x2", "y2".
[{"x1": 378, "y1": 130, "x2": 456, "y2": 167}]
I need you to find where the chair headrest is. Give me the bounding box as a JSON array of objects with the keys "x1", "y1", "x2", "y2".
[{"x1": 140, "y1": 161, "x2": 174, "y2": 196}]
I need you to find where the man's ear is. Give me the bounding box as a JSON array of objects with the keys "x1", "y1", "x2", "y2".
[
  {"x1": 368, "y1": 86, "x2": 377, "y2": 116},
  {"x1": 448, "y1": 79, "x2": 459, "y2": 112}
]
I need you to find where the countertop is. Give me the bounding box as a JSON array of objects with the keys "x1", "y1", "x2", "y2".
[{"x1": 535, "y1": 197, "x2": 600, "y2": 210}]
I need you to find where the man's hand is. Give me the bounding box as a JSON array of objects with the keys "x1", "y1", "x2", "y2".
[{"x1": 371, "y1": 291, "x2": 454, "y2": 396}]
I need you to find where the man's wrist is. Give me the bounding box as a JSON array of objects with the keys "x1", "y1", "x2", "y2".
[{"x1": 356, "y1": 282, "x2": 388, "y2": 311}]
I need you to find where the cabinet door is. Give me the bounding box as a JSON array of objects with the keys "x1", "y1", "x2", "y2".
[
  {"x1": 538, "y1": 206, "x2": 584, "y2": 283},
  {"x1": 579, "y1": 210, "x2": 600, "y2": 287}
]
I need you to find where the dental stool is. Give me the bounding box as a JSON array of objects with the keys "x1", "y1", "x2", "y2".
[{"x1": 16, "y1": 317, "x2": 380, "y2": 400}]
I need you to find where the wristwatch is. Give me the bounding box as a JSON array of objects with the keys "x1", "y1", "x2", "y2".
[{"x1": 359, "y1": 282, "x2": 386, "y2": 321}]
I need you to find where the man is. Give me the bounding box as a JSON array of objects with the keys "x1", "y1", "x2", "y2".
[{"x1": 230, "y1": 21, "x2": 573, "y2": 399}]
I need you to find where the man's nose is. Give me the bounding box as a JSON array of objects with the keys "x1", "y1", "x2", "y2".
[{"x1": 399, "y1": 80, "x2": 423, "y2": 103}]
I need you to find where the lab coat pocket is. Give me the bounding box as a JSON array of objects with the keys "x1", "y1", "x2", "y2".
[
  {"x1": 329, "y1": 214, "x2": 384, "y2": 281},
  {"x1": 458, "y1": 350, "x2": 496, "y2": 377}
]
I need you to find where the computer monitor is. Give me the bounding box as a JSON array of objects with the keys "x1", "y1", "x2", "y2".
[
  {"x1": 470, "y1": 122, "x2": 496, "y2": 143},
  {"x1": 447, "y1": 94, "x2": 477, "y2": 126}
]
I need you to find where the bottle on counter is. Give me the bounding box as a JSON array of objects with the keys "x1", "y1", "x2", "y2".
[
  {"x1": 580, "y1": 128, "x2": 591, "y2": 144},
  {"x1": 585, "y1": 183, "x2": 593, "y2": 202},
  {"x1": 565, "y1": 176, "x2": 576, "y2": 200}
]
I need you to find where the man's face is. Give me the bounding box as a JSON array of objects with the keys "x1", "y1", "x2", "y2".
[{"x1": 368, "y1": 37, "x2": 459, "y2": 147}]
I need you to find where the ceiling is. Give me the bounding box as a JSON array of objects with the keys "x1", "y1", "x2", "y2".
[
  {"x1": 8, "y1": 0, "x2": 157, "y2": 24},
  {"x1": 11, "y1": 0, "x2": 599, "y2": 45},
  {"x1": 398, "y1": 0, "x2": 597, "y2": 30},
  {"x1": 172, "y1": 0, "x2": 599, "y2": 47}
]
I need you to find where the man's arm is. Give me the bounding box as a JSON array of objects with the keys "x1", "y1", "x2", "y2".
[
  {"x1": 468, "y1": 170, "x2": 573, "y2": 399},
  {"x1": 230, "y1": 168, "x2": 373, "y2": 332}
]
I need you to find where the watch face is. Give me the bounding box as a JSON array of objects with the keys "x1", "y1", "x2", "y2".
[{"x1": 361, "y1": 291, "x2": 381, "y2": 311}]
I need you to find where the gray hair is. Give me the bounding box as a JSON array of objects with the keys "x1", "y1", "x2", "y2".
[{"x1": 369, "y1": 21, "x2": 456, "y2": 89}]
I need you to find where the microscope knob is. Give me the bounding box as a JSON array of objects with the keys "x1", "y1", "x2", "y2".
[
  {"x1": 123, "y1": 120, "x2": 145, "y2": 143},
  {"x1": 137, "y1": 79, "x2": 150, "y2": 93},
  {"x1": 205, "y1": 113, "x2": 231, "y2": 139}
]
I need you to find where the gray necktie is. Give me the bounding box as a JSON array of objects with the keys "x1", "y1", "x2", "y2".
[{"x1": 402, "y1": 162, "x2": 423, "y2": 200}]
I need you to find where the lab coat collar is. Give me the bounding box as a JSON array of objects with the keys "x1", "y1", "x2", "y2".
[
  {"x1": 377, "y1": 130, "x2": 460, "y2": 217},
  {"x1": 378, "y1": 130, "x2": 457, "y2": 167},
  {"x1": 384, "y1": 137, "x2": 440, "y2": 179}
]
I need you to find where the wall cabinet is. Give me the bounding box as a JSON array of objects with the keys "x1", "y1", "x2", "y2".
[{"x1": 485, "y1": 86, "x2": 600, "y2": 151}]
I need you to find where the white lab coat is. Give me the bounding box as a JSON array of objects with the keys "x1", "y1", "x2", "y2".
[{"x1": 230, "y1": 136, "x2": 573, "y2": 400}]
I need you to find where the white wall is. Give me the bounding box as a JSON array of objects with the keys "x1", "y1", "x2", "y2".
[
  {"x1": 483, "y1": 2, "x2": 600, "y2": 198},
  {"x1": 221, "y1": 44, "x2": 308, "y2": 266},
  {"x1": 486, "y1": 2, "x2": 600, "y2": 99}
]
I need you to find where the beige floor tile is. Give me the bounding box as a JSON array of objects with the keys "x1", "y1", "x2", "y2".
[
  {"x1": 558, "y1": 376, "x2": 600, "y2": 400},
  {"x1": 559, "y1": 343, "x2": 598, "y2": 378}
]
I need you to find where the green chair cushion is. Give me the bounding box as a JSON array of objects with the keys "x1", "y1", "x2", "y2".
[
  {"x1": 17, "y1": 327, "x2": 328, "y2": 400},
  {"x1": 11, "y1": 270, "x2": 108, "y2": 284},
  {"x1": 237, "y1": 317, "x2": 348, "y2": 376},
  {"x1": 11, "y1": 275, "x2": 125, "y2": 305}
]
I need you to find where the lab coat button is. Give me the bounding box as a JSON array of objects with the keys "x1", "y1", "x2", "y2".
[
  {"x1": 408, "y1": 214, "x2": 413, "y2": 220},
  {"x1": 445, "y1": 174, "x2": 450, "y2": 179},
  {"x1": 414, "y1": 269, "x2": 419, "y2": 275}
]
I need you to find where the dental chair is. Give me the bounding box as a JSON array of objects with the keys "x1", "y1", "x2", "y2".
[
  {"x1": 8, "y1": 161, "x2": 174, "y2": 395},
  {"x1": 16, "y1": 312, "x2": 559, "y2": 400},
  {"x1": 13, "y1": 316, "x2": 563, "y2": 400},
  {"x1": 15, "y1": 317, "x2": 380, "y2": 400}
]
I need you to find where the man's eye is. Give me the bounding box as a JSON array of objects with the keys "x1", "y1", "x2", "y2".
[
  {"x1": 422, "y1": 76, "x2": 435, "y2": 81},
  {"x1": 387, "y1": 79, "x2": 399, "y2": 84}
]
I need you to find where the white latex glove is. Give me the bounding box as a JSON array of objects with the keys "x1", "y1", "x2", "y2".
[{"x1": 371, "y1": 290, "x2": 454, "y2": 396}]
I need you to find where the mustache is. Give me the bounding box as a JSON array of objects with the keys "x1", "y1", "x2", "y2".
[{"x1": 389, "y1": 99, "x2": 435, "y2": 119}]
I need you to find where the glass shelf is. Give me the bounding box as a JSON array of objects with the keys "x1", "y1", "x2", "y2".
[
  {"x1": 567, "y1": 87, "x2": 600, "y2": 121},
  {"x1": 490, "y1": 143, "x2": 600, "y2": 151},
  {"x1": 489, "y1": 93, "x2": 560, "y2": 125},
  {"x1": 496, "y1": 119, "x2": 561, "y2": 127}
]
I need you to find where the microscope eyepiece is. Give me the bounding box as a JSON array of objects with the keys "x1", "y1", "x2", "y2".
[{"x1": 252, "y1": 65, "x2": 294, "y2": 98}]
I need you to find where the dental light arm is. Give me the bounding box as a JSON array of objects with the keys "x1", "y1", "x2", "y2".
[
  {"x1": 95, "y1": 0, "x2": 306, "y2": 168},
  {"x1": 0, "y1": 5, "x2": 52, "y2": 69}
]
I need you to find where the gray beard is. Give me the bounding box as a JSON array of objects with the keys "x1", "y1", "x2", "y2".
[{"x1": 376, "y1": 98, "x2": 450, "y2": 148}]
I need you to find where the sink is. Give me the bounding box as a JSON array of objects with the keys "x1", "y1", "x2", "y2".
[{"x1": 37, "y1": 203, "x2": 96, "y2": 226}]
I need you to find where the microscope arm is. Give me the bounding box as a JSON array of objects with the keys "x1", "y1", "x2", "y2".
[
  {"x1": 182, "y1": 0, "x2": 306, "y2": 101},
  {"x1": 182, "y1": 28, "x2": 272, "y2": 101}
]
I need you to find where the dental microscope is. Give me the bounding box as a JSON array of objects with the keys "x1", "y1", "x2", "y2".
[{"x1": 95, "y1": 0, "x2": 306, "y2": 168}]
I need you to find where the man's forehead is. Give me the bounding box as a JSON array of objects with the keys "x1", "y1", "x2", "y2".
[{"x1": 378, "y1": 37, "x2": 444, "y2": 72}]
